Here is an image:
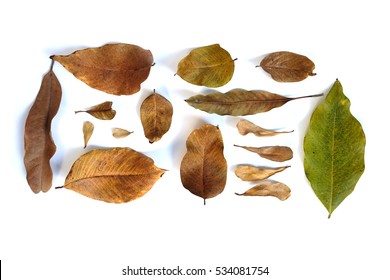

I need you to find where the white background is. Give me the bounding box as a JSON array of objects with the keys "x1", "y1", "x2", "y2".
[{"x1": 1, "y1": 0, "x2": 389, "y2": 279}]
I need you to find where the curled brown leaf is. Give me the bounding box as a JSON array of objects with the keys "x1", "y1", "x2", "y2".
[
  {"x1": 235, "y1": 165, "x2": 290, "y2": 181},
  {"x1": 237, "y1": 119, "x2": 293, "y2": 136},
  {"x1": 75, "y1": 101, "x2": 116, "y2": 120},
  {"x1": 236, "y1": 181, "x2": 291, "y2": 201},
  {"x1": 234, "y1": 145, "x2": 293, "y2": 162}
]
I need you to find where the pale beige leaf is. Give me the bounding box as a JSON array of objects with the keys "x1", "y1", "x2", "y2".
[
  {"x1": 237, "y1": 119, "x2": 293, "y2": 136},
  {"x1": 236, "y1": 181, "x2": 291, "y2": 201},
  {"x1": 112, "y1": 128, "x2": 133, "y2": 138},
  {"x1": 83, "y1": 121, "x2": 94, "y2": 148},
  {"x1": 235, "y1": 165, "x2": 290, "y2": 181},
  {"x1": 234, "y1": 145, "x2": 293, "y2": 162}
]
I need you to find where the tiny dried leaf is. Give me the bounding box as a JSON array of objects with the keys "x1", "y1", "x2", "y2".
[
  {"x1": 24, "y1": 62, "x2": 62, "y2": 193},
  {"x1": 112, "y1": 128, "x2": 133, "y2": 138},
  {"x1": 260, "y1": 51, "x2": 316, "y2": 82},
  {"x1": 237, "y1": 119, "x2": 293, "y2": 136},
  {"x1": 64, "y1": 147, "x2": 165, "y2": 203},
  {"x1": 236, "y1": 181, "x2": 291, "y2": 201},
  {"x1": 51, "y1": 43, "x2": 153, "y2": 95},
  {"x1": 140, "y1": 92, "x2": 173, "y2": 143},
  {"x1": 177, "y1": 44, "x2": 235, "y2": 87},
  {"x1": 83, "y1": 121, "x2": 94, "y2": 148},
  {"x1": 235, "y1": 165, "x2": 290, "y2": 181},
  {"x1": 185, "y1": 89, "x2": 322, "y2": 116},
  {"x1": 234, "y1": 145, "x2": 293, "y2": 162},
  {"x1": 75, "y1": 101, "x2": 116, "y2": 120}
]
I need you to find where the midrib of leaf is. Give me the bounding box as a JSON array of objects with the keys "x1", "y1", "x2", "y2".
[
  {"x1": 73, "y1": 62, "x2": 151, "y2": 72},
  {"x1": 190, "y1": 61, "x2": 233, "y2": 70},
  {"x1": 264, "y1": 65, "x2": 307, "y2": 71},
  {"x1": 328, "y1": 111, "x2": 337, "y2": 218}
]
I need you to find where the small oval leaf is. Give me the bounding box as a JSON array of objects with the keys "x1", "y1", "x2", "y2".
[
  {"x1": 236, "y1": 181, "x2": 291, "y2": 201},
  {"x1": 82, "y1": 121, "x2": 94, "y2": 148},
  {"x1": 235, "y1": 165, "x2": 290, "y2": 181},
  {"x1": 234, "y1": 145, "x2": 293, "y2": 162},
  {"x1": 237, "y1": 119, "x2": 293, "y2": 136},
  {"x1": 112, "y1": 128, "x2": 133, "y2": 139}
]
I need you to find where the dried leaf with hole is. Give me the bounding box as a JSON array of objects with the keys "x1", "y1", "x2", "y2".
[
  {"x1": 259, "y1": 51, "x2": 316, "y2": 82},
  {"x1": 237, "y1": 119, "x2": 293, "y2": 136},
  {"x1": 234, "y1": 145, "x2": 293, "y2": 162},
  {"x1": 177, "y1": 44, "x2": 235, "y2": 87},
  {"x1": 235, "y1": 165, "x2": 290, "y2": 181},
  {"x1": 24, "y1": 62, "x2": 62, "y2": 193},
  {"x1": 75, "y1": 101, "x2": 116, "y2": 120},
  {"x1": 112, "y1": 128, "x2": 133, "y2": 138},
  {"x1": 185, "y1": 89, "x2": 322, "y2": 116},
  {"x1": 236, "y1": 181, "x2": 291, "y2": 201},
  {"x1": 63, "y1": 147, "x2": 165, "y2": 203},
  {"x1": 83, "y1": 121, "x2": 94, "y2": 148},
  {"x1": 140, "y1": 92, "x2": 173, "y2": 143},
  {"x1": 51, "y1": 43, "x2": 153, "y2": 95},
  {"x1": 180, "y1": 124, "x2": 227, "y2": 204}
]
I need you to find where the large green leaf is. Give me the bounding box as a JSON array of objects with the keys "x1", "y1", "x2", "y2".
[{"x1": 304, "y1": 79, "x2": 366, "y2": 218}]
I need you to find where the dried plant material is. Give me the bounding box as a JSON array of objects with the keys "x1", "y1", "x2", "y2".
[
  {"x1": 237, "y1": 119, "x2": 293, "y2": 136},
  {"x1": 234, "y1": 145, "x2": 293, "y2": 162},
  {"x1": 304, "y1": 79, "x2": 366, "y2": 218},
  {"x1": 235, "y1": 165, "x2": 290, "y2": 181},
  {"x1": 185, "y1": 89, "x2": 322, "y2": 116},
  {"x1": 176, "y1": 44, "x2": 235, "y2": 87},
  {"x1": 24, "y1": 61, "x2": 62, "y2": 193},
  {"x1": 236, "y1": 181, "x2": 291, "y2": 201},
  {"x1": 51, "y1": 43, "x2": 153, "y2": 95},
  {"x1": 140, "y1": 91, "x2": 173, "y2": 143},
  {"x1": 180, "y1": 124, "x2": 227, "y2": 204},
  {"x1": 112, "y1": 128, "x2": 133, "y2": 138},
  {"x1": 259, "y1": 51, "x2": 316, "y2": 82},
  {"x1": 75, "y1": 101, "x2": 116, "y2": 120},
  {"x1": 82, "y1": 121, "x2": 94, "y2": 148},
  {"x1": 63, "y1": 147, "x2": 165, "y2": 203}
]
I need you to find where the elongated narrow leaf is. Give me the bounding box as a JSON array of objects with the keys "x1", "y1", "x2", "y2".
[
  {"x1": 64, "y1": 148, "x2": 165, "y2": 203},
  {"x1": 185, "y1": 89, "x2": 322, "y2": 116},
  {"x1": 236, "y1": 181, "x2": 291, "y2": 201},
  {"x1": 51, "y1": 43, "x2": 153, "y2": 95},
  {"x1": 259, "y1": 51, "x2": 316, "y2": 82},
  {"x1": 112, "y1": 128, "x2": 133, "y2": 138},
  {"x1": 235, "y1": 165, "x2": 290, "y2": 181},
  {"x1": 75, "y1": 101, "x2": 116, "y2": 120},
  {"x1": 177, "y1": 44, "x2": 235, "y2": 87},
  {"x1": 237, "y1": 119, "x2": 293, "y2": 136},
  {"x1": 180, "y1": 124, "x2": 227, "y2": 203},
  {"x1": 83, "y1": 121, "x2": 94, "y2": 148},
  {"x1": 234, "y1": 145, "x2": 293, "y2": 162},
  {"x1": 24, "y1": 62, "x2": 62, "y2": 193},
  {"x1": 304, "y1": 79, "x2": 365, "y2": 218},
  {"x1": 140, "y1": 92, "x2": 173, "y2": 143}
]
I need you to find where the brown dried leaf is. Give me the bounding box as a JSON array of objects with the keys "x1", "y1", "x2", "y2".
[
  {"x1": 83, "y1": 121, "x2": 94, "y2": 148},
  {"x1": 237, "y1": 119, "x2": 293, "y2": 136},
  {"x1": 180, "y1": 124, "x2": 227, "y2": 203},
  {"x1": 75, "y1": 101, "x2": 116, "y2": 120},
  {"x1": 112, "y1": 128, "x2": 133, "y2": 139},
  {"x1": 51, "y1": 43, "x2": 153, "y2": 95},
  {"x1": 140, "y1": 92, "x2": 173, "y2": 143},
  {"x1": 259, "y1": 51, "x2": 316, "y2": 82},
  {"x1": 24, "y1": 62, "x2": 62, "y2": 193},
  {"x1": 235, "y1": 165, "x2": 290, "y2": 181},
  {"x1": 64, "y1": 147, "x2": 165, "y2": 203},
  {"x1": 236, "y1": 181, "x2": 291, "y2": 201},
  {"x1": 234, "y1": 145, "x2": 293, "y2": 162}
]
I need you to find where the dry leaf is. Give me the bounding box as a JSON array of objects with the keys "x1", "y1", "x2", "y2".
[
  {"x1": 235, "y1": 165, "x2": 290, "y2": 181},
  {"x1": 177, "y1": 44, "x2": 235, "y2": 87},
  {"x1": 112, "y1": 128, "x2": 133, "y2": 138},
  {"x1": 75, "y1": 101, "x2": 116, "y2": 120},
  {"x1": 185, "y1": 89, "x2": 322, "y2": 116},
  {"x1": 259, "y1": 51, "x2": 316, "y2": 82},
  {"x1": 180, "y1": 124, "x2": 227, "y2": 204},
  {"x1": 24, "y1": 62, "x2": 62, "y2": 193},
  {"x1": 234, "y1": 145, "x2": 293, "y2": 162},
  {"x1": 140, "y1": 92, "x2": 173, "y2": 143},
  {"x1": 63, "y1": 147, "x2": 165, "y2": 203},
  {"x1": 236, "y1": 181, "x2": 291, "y2": 201},
  {"x1": 51, "y1": 43, "x2": 153, "y2": 95},
  {"x1": 237, "y1": 119, "x2": 293, "y2": 136},
  {"x1": 83, "y1": 121, "x2": 94, "y2": 148}
]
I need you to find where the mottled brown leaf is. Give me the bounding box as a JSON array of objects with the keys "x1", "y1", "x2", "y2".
[
  {"x1": 75, "y1": 101, "x2": 116, "y2": 120},
  {"x1": 259, "y1": 51, "x2": 316, "y2": 82},
  {"x1": 24, "y1": 62, "x2": 62, "y2": 193},
  {"x1": 51, "y1": 43, "x2": 153, "y2": 95},
  {"x1": 64, "y1": 147, "x2": 165, "y2": 203},
  {"x1": 83, "y1": 121, "x2": 94, "y2": 148},
  {"x1": 112, "y1": 128, "x2": 133, "y2": 138},
  {"x1": 180, "y1": 124, "x2": 227, "y2": 204},
  {"x1": 237, "y1": 119, "x2": 293, "y2": 136},
  {"x1": 236, "y1": 181, "x2": 291, "y2": 201},
  {"x1": 140, "y1": 92, "x2": 173, "y2": 143},
  {"x1": 235, "y1": 165, "x2": 290, "y2": 181},
  {"x1": 234, "y1": 145, "x2": 293, "y2": 162}
]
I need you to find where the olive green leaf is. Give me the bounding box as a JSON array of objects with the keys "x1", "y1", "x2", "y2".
[
  {"x1": 304, "y1": 79, "x2": 366, "y2": 218},
  {"x1": 176, "y1": 44, "x2": 235, "y2": 87}
]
